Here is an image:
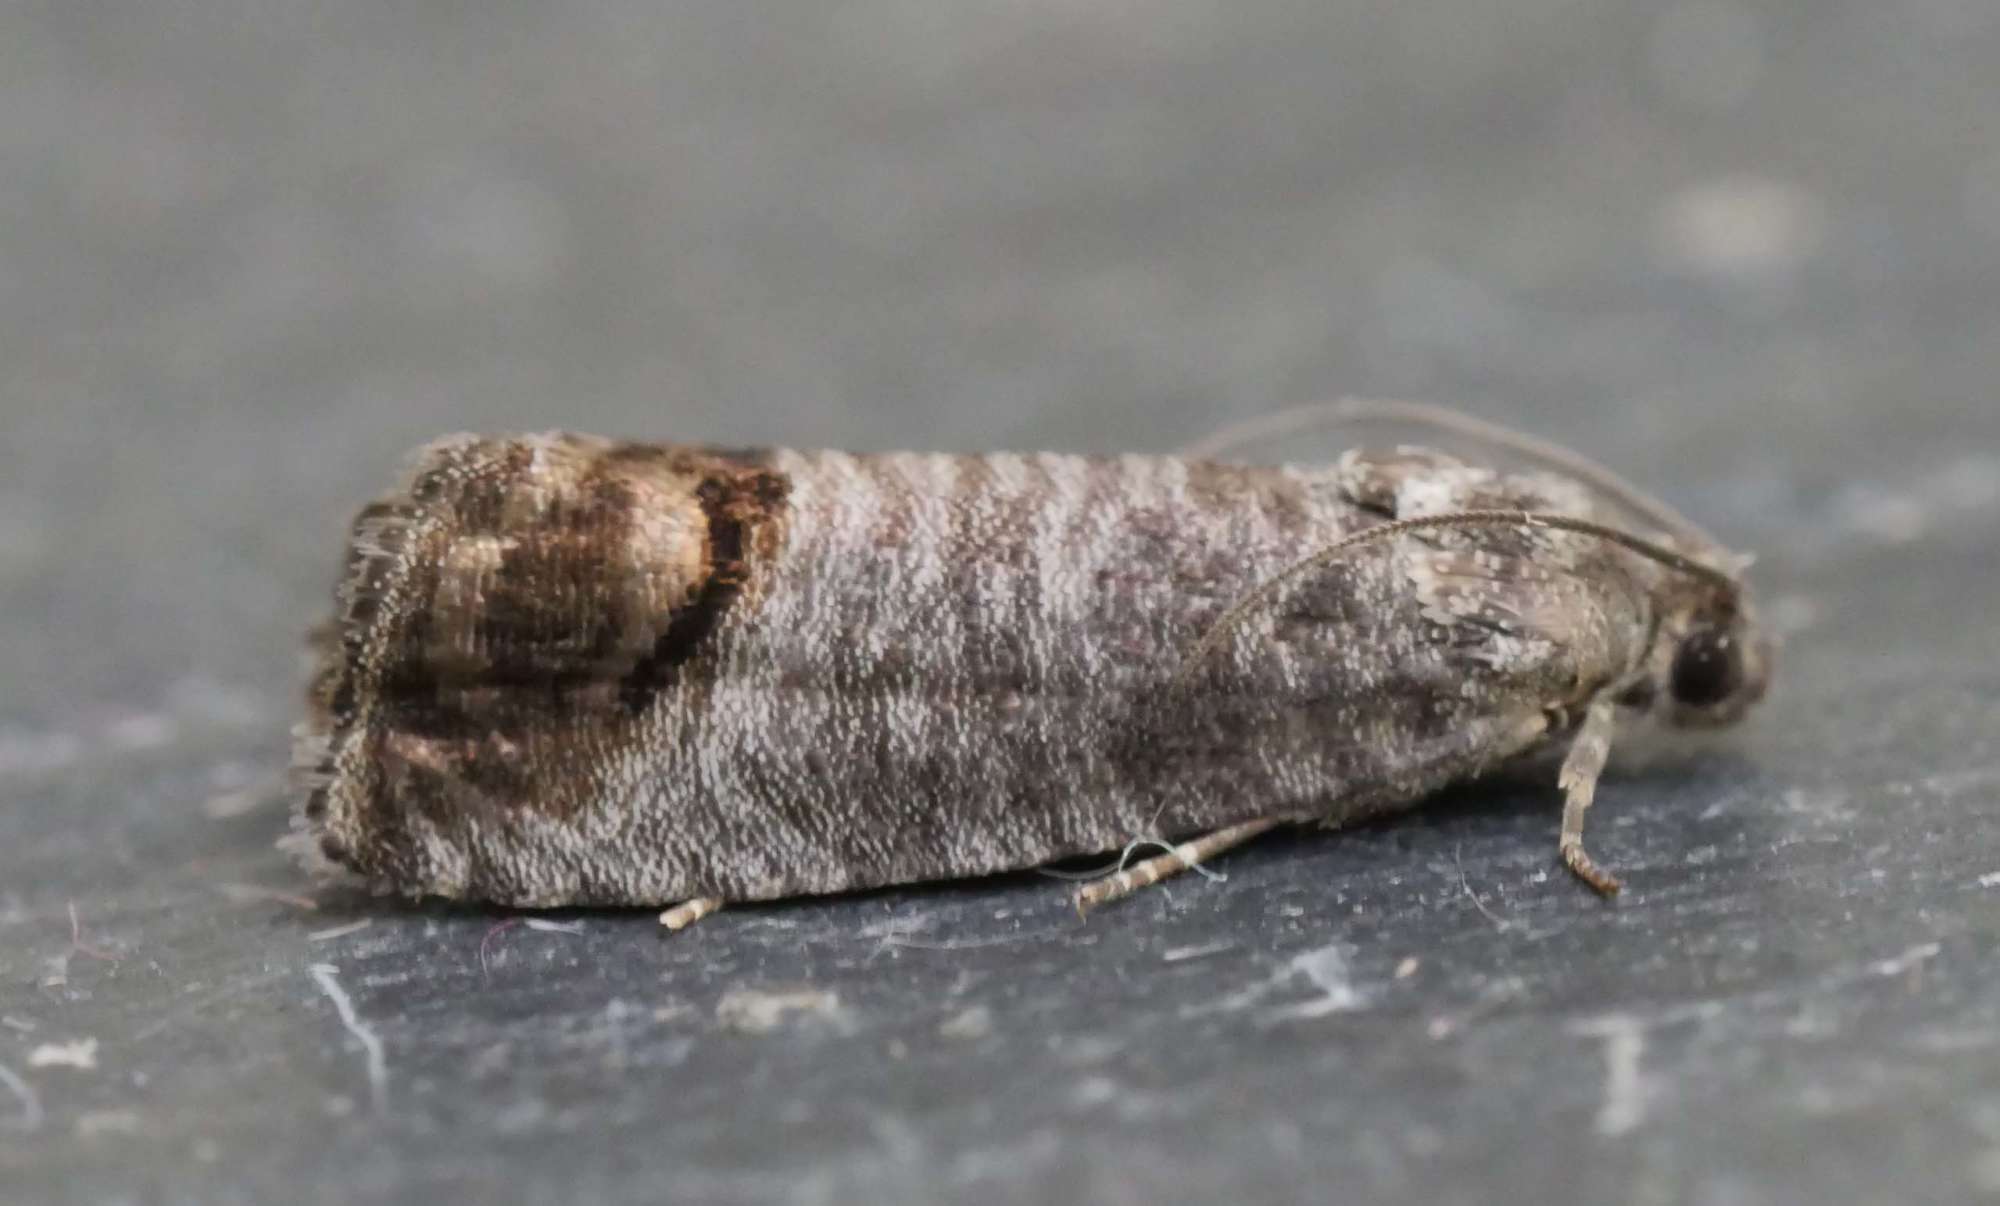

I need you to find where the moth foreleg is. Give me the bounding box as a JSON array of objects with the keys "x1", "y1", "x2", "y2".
[
  {"x1": 1557, "y1": 694, "x2": 1622, "y2": 896},
  {"x1": 659, "y1": 896, "x2": 725, "y2": 930},
  {"x1": 1074, "y1": 817, "x2": 1289, "y2": 913}
]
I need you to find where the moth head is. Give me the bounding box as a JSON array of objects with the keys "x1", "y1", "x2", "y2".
[
  {"x1": 1652, "y1": 583, "x2": 1772, "y2": 728},
  {"x1": 1188, "y1": 408, "x2": 1778, "y2": 732}
]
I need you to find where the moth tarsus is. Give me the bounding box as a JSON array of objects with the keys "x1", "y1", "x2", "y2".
[
  {"x1": 1557, "y1": 693, "x2": 1625, "y2": 897},
  {"x1": 289, "y1": 405, "x2": 1770, "y2": 923},
  {"x1": 1073, "y1": 816, "x2": 1290, "y2": 913},
  {"x1": 659, "y1": 897, "x2": 724, "y2": 930}
]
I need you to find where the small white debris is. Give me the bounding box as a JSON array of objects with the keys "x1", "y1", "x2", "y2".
[
  {"x1": 1159, "y1": 940, "x2": 1234, "y2": 963},
  {"x1": 28, "y1": 1038, "x2": 99, "y2": 1070},
  {"x1": 523, "y1": 919, "x2": 585, "y2": 934},
  {"x1": 201, "y1": 787, "x2": 266, "y2": 819}
]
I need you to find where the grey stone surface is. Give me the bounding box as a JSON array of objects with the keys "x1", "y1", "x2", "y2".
[{"x1": 2, "y1": 3, "x2": 1997, "y2": 1203}]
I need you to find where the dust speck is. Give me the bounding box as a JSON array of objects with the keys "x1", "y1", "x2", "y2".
[
  {"x1": 1655, "y1": 175, "x2": 1822, "y2": 281},
  {"x1": 75, "y1": 1109, "x2": 142, "y2": 1138},
  {"x1": 716, "y1": 987, "x2": 845, "y2": 1034},
  {"x1": 1069, "y1": 1076, "x2": 1118, "y2": 1108},
  {"x1": 939, "y1": 1005, "x2": 993, "y2": 1040},
  {"x1": 1869, "y1": 942, "x2": 1941, "y2": 978}
]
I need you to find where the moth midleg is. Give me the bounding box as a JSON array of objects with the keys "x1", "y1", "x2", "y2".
[
  {"x1": 659, "y1": 896, "x2": 724, "y2": 930},
  {"x1": 1557, "y1": 694, "x2": 1622, "y2": 895},
  {"x1": 1074, "y1": 816, "x2": 1291, "y2": 912}
]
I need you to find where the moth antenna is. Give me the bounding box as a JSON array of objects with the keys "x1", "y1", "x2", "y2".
[
  {"x1": 1181, "y1": 398, "x2": 1720, "y2": 552},
  {"x1": 1179, "y1": 509, "x2": 1740, "y2": 679}
]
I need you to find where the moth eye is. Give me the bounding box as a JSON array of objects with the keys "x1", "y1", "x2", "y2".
[{"x1": 1670, "y1": 627, "x2": 1744, "y2": 707}]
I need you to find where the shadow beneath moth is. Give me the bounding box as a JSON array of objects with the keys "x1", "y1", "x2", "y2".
[{"x1": 287, "y1": 400, "x2": 1771, "y2": 928}]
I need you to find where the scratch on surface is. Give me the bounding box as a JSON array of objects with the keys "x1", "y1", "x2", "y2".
[
  {"x1": 0, "y1": 1061, "x2": 42, "y2": 1133},
  {"x1": 1160, "y1": 939, "x2": 1235, "y2": 963},
  {"x1": 478, "y1": 916, "x2": 586, "y2": 977},
  {"x1": 1269, "y1": 946, "x2": 1364, "y2": 1020},
  {"x1": 1573, "y1": 1014, "x2": 1648, "y2": 1137},
  {"x1": 479, "y1": 918, "x2": 523, "y2": 976},
  {"x1": 1185, "y1": 972, "x2": 1280, "y2": 1017},
  {"x1": 1185, "y1": 944, "x2": 1364, "y2": 1020},
  {"x1": 214, "y1": 882, "x2": 320, "y2": 910},
  {"x1": 66, "y1": 902, "x2": 120, "y2": 962},
  {"x1": 866, "y1": 918, "x2": 1076, "y2": 952},
  {"x1": 1455, "y1": 842, "x2": 1511, "y2": 930},
  {"x1": 307, "y1": 919, "x2": 373, "y2": 943},
  {"x1": 309, "y1": 963, "x2": 388, "y2": 1112},
  {"x1": 1869, "y1": 942, "x2": 1941, "y2": 978}
]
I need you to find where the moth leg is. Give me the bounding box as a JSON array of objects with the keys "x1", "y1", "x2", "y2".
[
  {"x1": 1557, "y1": 694, "x2": 1622, "y2": 896},
  {"x1": 658, "y1": 896, "x2": 724, "y2": 930},
  {"x1": 1075, "y1": 817, "x2": 1287, "y2": 912}
]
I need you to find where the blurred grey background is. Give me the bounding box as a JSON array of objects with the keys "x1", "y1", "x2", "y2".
[{"x1": 3, "y1": 4, "x2": 1997, "y2": 1205}]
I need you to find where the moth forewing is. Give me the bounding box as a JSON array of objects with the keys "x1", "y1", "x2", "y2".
[{"x1": 289, "y1": 419, "x2": 1764, "y2": 922}]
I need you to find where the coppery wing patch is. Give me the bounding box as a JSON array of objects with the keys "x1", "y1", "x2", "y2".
[{"x1": 296, "y1": 435, "x2": 791, "y2": 881}]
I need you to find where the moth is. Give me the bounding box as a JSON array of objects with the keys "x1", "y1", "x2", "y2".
[{"x1": 288, "y1": 400, "x2": 1770, "y2": 927}]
